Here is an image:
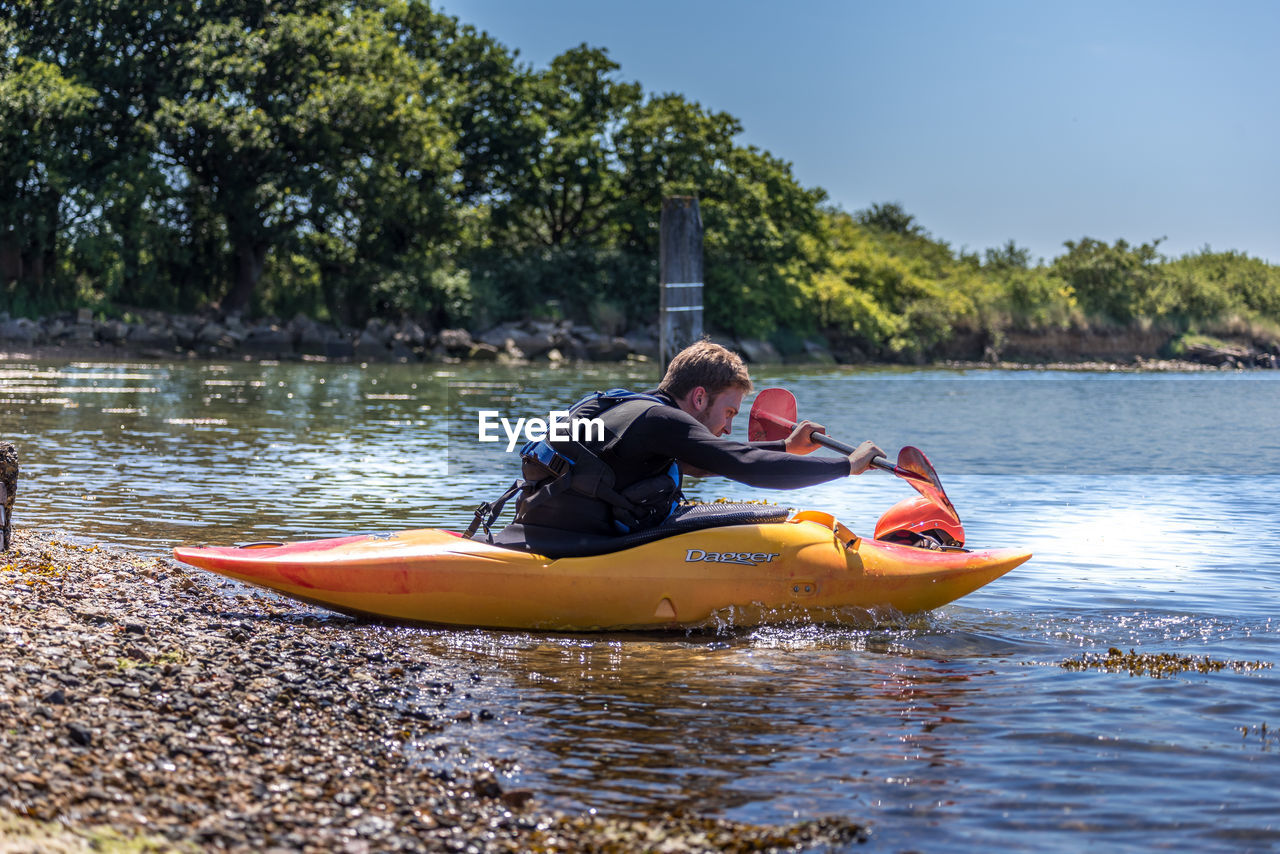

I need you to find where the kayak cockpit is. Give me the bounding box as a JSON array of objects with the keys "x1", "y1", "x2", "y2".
[{"x1": 486, "y1": 501, "x2": 791, "y2": 558}]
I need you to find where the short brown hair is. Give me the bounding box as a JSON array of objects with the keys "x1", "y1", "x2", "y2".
[{"x1": 658, "y1": 340, "x2": 753, "y2": 399}]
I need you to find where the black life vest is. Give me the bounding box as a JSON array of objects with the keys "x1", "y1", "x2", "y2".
[{"x1": 466, "y1": 389, "x2": 683, "y2": 541}]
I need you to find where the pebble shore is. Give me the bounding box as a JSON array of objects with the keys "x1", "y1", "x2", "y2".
[{"x1": 1, "y1": 531, "x2": 866, "y2": 853}]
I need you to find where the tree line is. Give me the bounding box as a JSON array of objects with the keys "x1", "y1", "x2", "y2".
[{"x1": 3, "y1": 0, "x2": 1278, "y2": 360}]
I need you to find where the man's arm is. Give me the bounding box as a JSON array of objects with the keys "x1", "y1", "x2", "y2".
[{"x1": 637, "y1": 408, "x2": 853, "y2": 488}]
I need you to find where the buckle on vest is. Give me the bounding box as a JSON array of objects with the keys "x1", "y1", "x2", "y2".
[
  {"x1": 522, "y1": 440, "x2": 571, "y2": 477},
  {"x1": 545, "y1": 453, "x2": 569, "y2": 476}
]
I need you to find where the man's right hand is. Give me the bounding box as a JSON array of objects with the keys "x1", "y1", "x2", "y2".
[{"x1": 847, "y1": 441, "x2": 885, "y2": 475}]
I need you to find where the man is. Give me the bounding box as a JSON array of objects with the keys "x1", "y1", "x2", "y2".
[{"x1": 498, "y1": 340, "x2": 883, "y2": 538}]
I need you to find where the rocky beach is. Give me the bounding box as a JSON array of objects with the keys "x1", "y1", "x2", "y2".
[{"x1": 0, "y1": 530, "x2": 866, "y2": 852}]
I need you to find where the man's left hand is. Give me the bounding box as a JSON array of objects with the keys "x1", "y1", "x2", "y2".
[{"x1": 784, "y1": 420, "x2": 826, "y2": 455}]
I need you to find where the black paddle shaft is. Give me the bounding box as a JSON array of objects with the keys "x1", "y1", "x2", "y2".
[{"x1": 810, "y1": 431, "x2": 896, "y2": 473}]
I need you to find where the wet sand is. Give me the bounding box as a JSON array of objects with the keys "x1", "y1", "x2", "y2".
[{"x1": 1, "y1": 531, "x2": 865, "y2": 852}]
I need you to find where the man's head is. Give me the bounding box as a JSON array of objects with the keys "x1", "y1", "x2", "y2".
[{"x1": 658, "y1": 341, "x2": 753, "y2": 436}]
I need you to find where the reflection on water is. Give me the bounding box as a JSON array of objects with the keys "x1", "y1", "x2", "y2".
[
  {"x1": 4, "y1": 358, "x2": 1280, "y2": 850},
  {"x1": 403, "y1": 621, "x2": 1280, "y2": 850}
]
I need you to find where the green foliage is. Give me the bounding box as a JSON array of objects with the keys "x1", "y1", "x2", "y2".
[
  {"x1": 1050, "y1": 239, "x2": 1280, "y2": 331},
  {"x1": 856, "y1": 201, "x2": 925, "y2": 237},
  {"x1": 811, "y1": 210, "x2": 987, "y2": 359},
  {"x1": 996, "y1": 266, "x2": 1076, "y2": 329},
  {"x1": 984, "y1": 239, "x2": 1033, "y2": 271},
  {"x1": 0, "y1": 51, "x2": 95, "y2": 310},
  {"x1": 384, "y1": 1, "x2": 539, "y2": 206},
  {"x1": 615, "y1": 91, "x2": 828, "y2": 338},
  {"x1": 1164, "y1": 249, "x2": 1280, "y2": 321},
  {"x1": 258, "y1": 250, "x2": 325, "y2": 320},
  {"x1": 487, "y1": 44, "x2": 641, "y2": 248},
  {"x1": 154, "y1": 2, "x2": 460, "y2": 314},
  {"x1": 1169, "y1": 332, "x2": 1233, "y2": 357},
  {"x1": 1053, "y1": 237, "x2": 1164, "y2": 323},
  {"x1": 2, "y1": 0, "x2": 211, "y2": 311},
  {"x1": 700, "y1": 145, "x2": 827, "y2": 339},
  {"x1": 460, "y1": 54, "x2": 827, "y2": 340}
]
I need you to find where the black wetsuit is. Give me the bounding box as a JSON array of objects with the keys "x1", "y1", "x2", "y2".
[
  {"x1": 513, "y1": 389, "x2": 850, "y2": 536},
  {"x1": 612, "y1": 390, "x2": 849, "y2": 489}
]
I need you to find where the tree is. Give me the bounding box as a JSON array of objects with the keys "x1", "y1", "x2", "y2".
[
  {"x1": 2, "y1": 1, "x2": 201, "y2": 306},
  {"x1": 856, "y1": 201, "x2": 923, "y2": 237},
  {"x1": 983, "y1": 239, "x2": 1032, "y2": 271},
  {"x1": 613, "y1": 93, "x2": 829, "y2": 338},
  {"x1": 491, "y1": 45, "x2": 642, "y2": 249},
  {"x1": 0, "y1": 35, "x2": 94, "y2": 306},
  {"x1": 699, "y1": 144, "x2": 827, "y2": 339},
  {"x1": 1054, "y1": 237, "x2": 1163, "y2": 323},
  {"x1": 613, "y1": 93, "x2": 741, "y2": 253},
  {"x1": 154, "y1": 2, "x2": 459, "y2": 314},
  {"x1": 385, "y1": 1, "x2": 539, "y2": 207}
]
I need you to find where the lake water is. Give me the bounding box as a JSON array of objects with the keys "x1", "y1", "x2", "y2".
[{"x1": 3, "y1": 357, "x2": 1279, "y2": 851}]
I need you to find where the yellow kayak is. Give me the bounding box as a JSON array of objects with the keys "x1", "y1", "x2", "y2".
[{"x1": 173, "y1": 505, "x2": 1030, "y2": 631}]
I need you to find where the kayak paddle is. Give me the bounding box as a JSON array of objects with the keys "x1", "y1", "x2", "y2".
[{"x1": 747, "y1": 387, "x2": 960, "y2": 526}]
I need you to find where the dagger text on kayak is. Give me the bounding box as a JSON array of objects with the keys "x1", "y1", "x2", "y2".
[{"x1": 685, "y1": 549, "x2": 781, "y2": 566}]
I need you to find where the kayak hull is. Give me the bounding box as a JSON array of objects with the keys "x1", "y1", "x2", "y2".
[{"x1": 173, "y1": 511, "x2": 1030, "y2": 631}]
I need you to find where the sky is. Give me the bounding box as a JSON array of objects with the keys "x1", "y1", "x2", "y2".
[{"x1": 438, "y1": 0, "x2": 1279, "y2": 264}]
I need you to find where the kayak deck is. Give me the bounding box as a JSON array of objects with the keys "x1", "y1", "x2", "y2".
[{"x1": 174, "y1": 511, "x2": 1030, "y2": 631}]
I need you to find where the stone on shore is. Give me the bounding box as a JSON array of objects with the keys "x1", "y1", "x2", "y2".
[
  {"x1": 126, "y1": 323, "x2": 177, "y2": 350},
  {"x1": 1181, "y1": 339, "x2": 1254, "y2": 369},
  {"x1": 801, "y1": 339, "x2": 837, "y2": 365},
  {"x1": 736, "y1": 338, "x2": 781, "y2": 364},
  {"x1": 0, "y1": 317, "x2": 39, "y2": 345},
  {"x1": 437, "y1": 328, "x2": 474, "y2": 356}
]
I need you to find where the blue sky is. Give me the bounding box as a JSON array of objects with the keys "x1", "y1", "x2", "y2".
[{"x1": 439, "y1": 0, "x2": 1279, "y2": 264}]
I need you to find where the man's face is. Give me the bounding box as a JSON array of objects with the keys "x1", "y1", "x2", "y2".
[{"x1": 684, "y1": 387, "x2": 746, "y2": 437}]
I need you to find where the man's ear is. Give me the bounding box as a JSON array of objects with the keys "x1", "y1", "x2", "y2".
[{"x1": 690, "y1": 385, "x2": 707, "y2": 410}]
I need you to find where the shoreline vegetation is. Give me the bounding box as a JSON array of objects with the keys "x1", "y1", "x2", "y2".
[
  {"x1": 2, "y1": 306, "x2": 1278, "y2": 372},
  {"x1": 1, "y1": 531, "x2": 867, "y2": 852},
  {"x1": 4, "y1": 4, "x2": 1280, "y2": 371}
]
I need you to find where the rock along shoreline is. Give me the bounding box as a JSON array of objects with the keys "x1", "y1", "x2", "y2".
[
  {"x1": 3, "y1": 307, "x2": 1279, "y2": 370},
  {"x1": 1, "y1": 530, "x2": 866, "y2": 853},
  {"x1": 0, "y1": 309, "x2": 670, "y2": 367}
]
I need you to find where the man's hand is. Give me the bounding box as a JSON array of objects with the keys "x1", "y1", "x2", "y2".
[
  {"x1": 847, "y1": 440, "x2": 886, "y2": 475},
  {"x1": 784, "y1": 420, "x2": 827, "y2": 455}
]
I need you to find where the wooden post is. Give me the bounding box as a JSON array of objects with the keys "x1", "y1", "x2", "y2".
[
  {"x1": 1, "y1": 442, "x2": 17, "y2": 551},
  {"x1": 659, "y1": 196, "x2": 703, "y2": 370}
]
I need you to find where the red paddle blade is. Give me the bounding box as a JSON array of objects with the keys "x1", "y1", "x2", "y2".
[
  {"x1": 748, "y1": 387, "x2": 798, "y2": 442},
  {"x1": 896, "y1": 446, "x2": 961, "y2": 526}
]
